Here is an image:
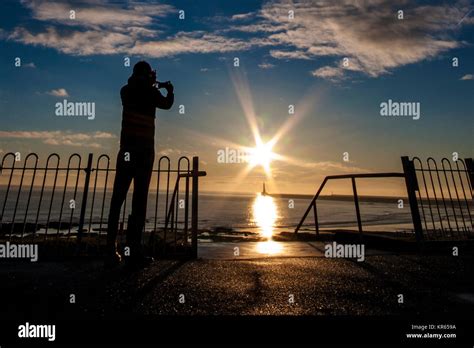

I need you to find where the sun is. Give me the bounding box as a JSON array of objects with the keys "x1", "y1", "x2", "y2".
[{"x1": 248, "y1": 141, "x2": 276, "y2": 173}]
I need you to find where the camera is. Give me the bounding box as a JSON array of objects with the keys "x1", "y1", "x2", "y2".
[{"x1": 157, "y1": 80, "x2": 172, "y2": 89}]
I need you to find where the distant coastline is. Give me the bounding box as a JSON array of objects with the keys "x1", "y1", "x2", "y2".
[
  {"x1": 200, "y1": 190, "x2": 406, "y2": 203},
  {"x1": 265, "y1": 193, "x2": 405, "y2": 203}
]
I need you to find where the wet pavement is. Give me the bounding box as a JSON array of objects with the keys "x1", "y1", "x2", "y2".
[
  {"x1": 134, "y1": 253, "x2": 474, "y2": 316},
  {"x1": 198, "y1": 241, "x2": 393, "y2": 259},
  {"x1": 0, "y1": 242, "x2": 473, "y2": 318}
]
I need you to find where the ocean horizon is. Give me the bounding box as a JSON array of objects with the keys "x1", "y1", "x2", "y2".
[{"x1": 1, "y1": 187, "x2": 424, "y2": 236}]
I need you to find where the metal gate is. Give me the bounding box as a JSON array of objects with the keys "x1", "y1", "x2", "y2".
[
  {"x1": 405, "y1": 157, "x2": 473, "y2": 241},
  {"x1": 295, "y1": 156, "x2": 473, "y2": 242},
  {"x1": 0, "y1": 152, "x2": 206, "y2": 258}
]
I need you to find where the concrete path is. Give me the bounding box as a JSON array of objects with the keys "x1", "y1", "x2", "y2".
[
  {"x1": 198, "y1": 241, "x2": 392, "y2": 259},
  {"x1": 0, "y1": 242, "x2": 472, "y2": 318}
]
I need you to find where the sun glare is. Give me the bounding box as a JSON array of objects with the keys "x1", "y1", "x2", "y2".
[
  {"x1": 219, "y1": 68, "x2": 323, "y2": 195},
  {"x1": 248, "y1": 141, "x2": 275, "y2": 172}
]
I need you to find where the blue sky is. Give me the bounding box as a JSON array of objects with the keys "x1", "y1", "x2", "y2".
[{"x1": 0, "y1": 0, "x2": 473, "y2": 194}]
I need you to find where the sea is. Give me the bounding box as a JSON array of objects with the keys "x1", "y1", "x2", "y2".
[{"x1": 0, "y1": 188, "x2": 418, "y2": 236}]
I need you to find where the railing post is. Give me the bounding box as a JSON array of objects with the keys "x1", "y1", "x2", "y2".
[
  {"x1": 77, "y1": 153, "x2": 93, "y2": 246},
  {"x1": 351, "y1": 177, "x2": 363, "y2": 238},
  {"x1": 401, "y1": 156, "x2": 424, "y2": 242},
  {"x1": 295, "y1": 177, "x2": 329, "y2": 234},
  {"x1": 465, "y1": 158, "x2": 474, "y2": 193},
  {"x1": 312, "y1": 202, "x2": 319, "y2": 235},
  {"x1": 191, "y1": 156, "x2": 199, "y2": 259}
]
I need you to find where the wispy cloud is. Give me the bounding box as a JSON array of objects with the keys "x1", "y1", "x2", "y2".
[
  {"x1": 258, "y1": 62, "x2": 275, "y2": 69},
  {"x1": 21, "y1": 0, "x2": 174, "y2": 30},
  {"x1": 4, "y1": 0, "x2": 473, "y2": 81},
  {"x1": 8, "y1": 0, "x2": 265, "y2": 58},
  {"x1": 299, "y1": 160, "x2": 369, "y2": 173},
  {"x1": 9, "y1": 24, "x2": 265, "y2": 59},
  {"x1": 231, "y1": 12, "x2": 255, "y2": 21},
  {"x1": 129, "y1": 32, "x2": 263, "y2": 58},
  {"x1": 460, "y1": 74, "x2": 474, "y2": 80},
  {"x1": 259, "y1": 0, "x2": 470, "y2": 79},
  {"x1": 0, "y1": 130, "x2": 115, "y2": 148},
  {"x1": 46, "y1": 88, "x2": 68, "y2": 97},
  {"x1": 269, "y1": 49, "x2": 312, "y2": 60},
  {"x1": 232, "y1": 0, "x2": 472, "y2": 79},
  {"x1": 158, "y1": 148, "x2": 185, "y2": 156},
  {"x1": 10, "y1": 26, "x2": 136, "y2": 56},
  {"x1": 311, "y1": 66, "x2": 344, "y2": 81}
]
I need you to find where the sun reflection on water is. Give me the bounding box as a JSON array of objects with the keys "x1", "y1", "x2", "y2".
[
  {"x1": 252, "y1": 194, "x2": 283, "y2": 255},
  {"x1": 252, "y1": 194, "x2": 277, "y2": 238}
]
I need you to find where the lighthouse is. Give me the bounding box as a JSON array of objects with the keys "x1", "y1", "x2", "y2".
[{"x1": 261, "y1": 182, "x2": 268, "y2": 196}]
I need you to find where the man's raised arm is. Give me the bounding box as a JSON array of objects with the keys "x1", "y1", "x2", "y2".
[{"x1": 154, "y1": 85, "x2": 174, "y2": 110}]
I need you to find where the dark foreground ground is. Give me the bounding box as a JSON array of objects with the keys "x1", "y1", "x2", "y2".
[{"x1": 0, "y1": 247, "x2": 473, "y2": 319}]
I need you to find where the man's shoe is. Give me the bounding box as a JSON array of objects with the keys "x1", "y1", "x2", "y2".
[
  {"x1": 104, "y1": 250, "x2": 122, "y2": 269},
  {"x1": 125, "y1": 253, "x2": 154, "y2": 270}
]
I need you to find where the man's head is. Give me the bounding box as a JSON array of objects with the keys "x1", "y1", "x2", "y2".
[{"x1": 132, "y1": 61, "x2": 156, "y2": 85}]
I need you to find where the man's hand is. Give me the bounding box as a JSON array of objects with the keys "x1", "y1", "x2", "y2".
[
  {"x1": 157, "y1": 81, "x2": 173, "y2": 94},
  {"x1": 166, "y1": 82, "x2": 174, "y2": 94}
]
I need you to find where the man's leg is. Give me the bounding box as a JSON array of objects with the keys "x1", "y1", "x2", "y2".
[
  {"x1": 127, "y1": 151, "x2": 154, "y2": 261},
  {"x1": 106, "y1": 150, "x2": 134, "y2": 253}
]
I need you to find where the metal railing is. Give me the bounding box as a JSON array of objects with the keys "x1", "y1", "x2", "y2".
[
  {"x1": 160, "y1": 157, "x2": 206, "y2": 258},
  {"x1": 412, "y1": 157, "x2": 473, "y2": 240},
  {"x1": 0, "y1": 152, "x2": 206, "y2": 258},
  {"x1": 295, "y1": 156, "x2": 473, "y2": 242},
  {"x1": 294, "y1": 172, "x2": 406, "y2": 237}
]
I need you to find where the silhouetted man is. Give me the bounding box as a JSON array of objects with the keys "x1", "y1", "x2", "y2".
[{"x1": 105, "y1": 61, "x2": 174, "y2": 268}]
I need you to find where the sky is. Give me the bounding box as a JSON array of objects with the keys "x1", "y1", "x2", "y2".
[{"x1": 0, "y1": 0, "x2": 473, "y2": 195}]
